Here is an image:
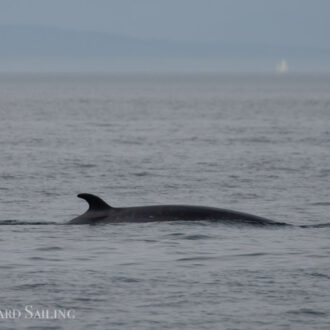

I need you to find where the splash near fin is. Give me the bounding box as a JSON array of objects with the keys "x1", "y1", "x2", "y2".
[{"x1": 77, "y1": 193, "x2": 112, "y2": 211}]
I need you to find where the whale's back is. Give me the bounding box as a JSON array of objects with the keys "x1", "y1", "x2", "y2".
[
  {"x1": 114, "y1": 204, "x2": 284, "y2": 225},
  {"x1": 69, "y1": 194, "x2": 286, "y2": 225}
]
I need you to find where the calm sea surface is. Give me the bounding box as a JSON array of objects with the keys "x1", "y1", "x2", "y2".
[{"x1": 0, "y1": 73, "x2": 330, "y2": 329}]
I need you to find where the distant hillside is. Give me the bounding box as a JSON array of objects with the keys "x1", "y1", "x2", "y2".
[{"x1": 0, "y1": 25, "x2": 329, "y2": 59}]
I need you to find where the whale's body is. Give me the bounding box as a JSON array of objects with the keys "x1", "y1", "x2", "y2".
[{"x1": 69, "y1": 193, "x2": 287, "y2": 226}]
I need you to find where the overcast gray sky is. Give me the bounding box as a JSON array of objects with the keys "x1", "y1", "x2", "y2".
[{"x1": 0, "y1": 0, "x2": 329, "y2": 48}]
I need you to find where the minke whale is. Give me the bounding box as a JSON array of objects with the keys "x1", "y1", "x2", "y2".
[{"x1": 69, "y1": 193, "x2": 288, "y2": 226}]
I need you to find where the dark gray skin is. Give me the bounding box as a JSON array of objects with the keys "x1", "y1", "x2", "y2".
[{"x1": 69, "y1": 193, "x2": 288, "y2": 226}]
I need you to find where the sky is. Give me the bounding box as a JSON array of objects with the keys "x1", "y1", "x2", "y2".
[{"x1": 0, "y1": 0, "x2": 329, "y2": 48}]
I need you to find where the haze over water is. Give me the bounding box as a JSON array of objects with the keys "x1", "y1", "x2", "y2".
[{"x1": 0, "y1": 73, "x2": 330, "y2": 329}]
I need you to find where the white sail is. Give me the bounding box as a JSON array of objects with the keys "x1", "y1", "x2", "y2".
[{"x1": 276, "y1": 59, "x2": 288, "y2": 73}]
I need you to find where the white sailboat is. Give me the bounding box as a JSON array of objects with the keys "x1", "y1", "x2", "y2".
[{"x1": 276, "y1": 59, "x2": 288, "y2": 73}]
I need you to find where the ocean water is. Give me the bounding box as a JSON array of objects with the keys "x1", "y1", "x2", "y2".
[{"x1": 0, "y1": 73, "x2": 330, "y2": 329}]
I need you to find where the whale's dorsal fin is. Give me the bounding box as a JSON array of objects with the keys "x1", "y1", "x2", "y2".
[{"x1": 77, "y1": 193, "x2": 112, "y2": 211}]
